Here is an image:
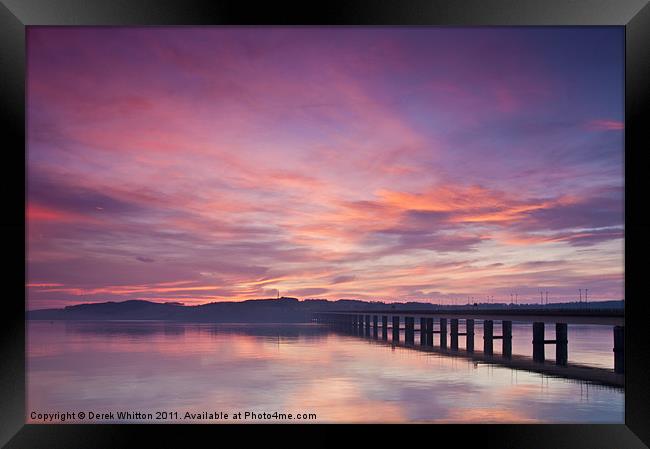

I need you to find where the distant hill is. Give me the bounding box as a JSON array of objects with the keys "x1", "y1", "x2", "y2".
[{"x1": 26, "y1": 298, "x2": 624, "y2": 323}]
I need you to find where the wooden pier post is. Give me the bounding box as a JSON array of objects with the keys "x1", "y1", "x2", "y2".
[
  {"x1": 614, "y1": 325, "x2": 624, "y2": 374},
  {"x1": 358, "y1": 314, "x2": 365, "y2": 336},
  {"x1": 439, "y1": 318, "x2": 447, "y2": 349},
  {"x1": 426, "y1": 318, "x2": 434, "y2": 346},
  {"x1": 533, "y1": 322, "x2": 545, "y2": 362},
  {"x1": 392, "y1": 316, "x2": 400, "y2": 342},
  {"x1": 555, "y1": 323, "x2": 568, "y2": 365},
  {"x1": 466, "y1": 319, "x2": 475, "y2": 353},
  {"x1": 420, "y1": 317, "x2": 427, "y2": 346},
  {"x1": 373, "y1": 315, "x2": 378, "y2": 339},
  {"x1": 382, "y1": 315, "x2": 388, "y2": 340},
  {"x1": 450, "y1": 318, "x2": 459, "y2": 350},
  {"x1": 405, "y1": 317, "x2": 415, "y2": 344},
  {"x1": 365, "y1": 314, "x2": 371, "y2": 336},
  {"x1": 502, "y1": 320, "x2": 512, "y2": 359},
  {"x1": 483, "y1": 320, "x2": 494, "y2": 355}
]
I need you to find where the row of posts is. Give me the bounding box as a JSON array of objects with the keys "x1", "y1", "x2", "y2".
[{"x1": 318, "y1": 314, "x2": 624, "y2": 374}]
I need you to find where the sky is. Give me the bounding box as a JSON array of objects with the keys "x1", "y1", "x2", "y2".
[{"x1": 26, "y1": 27, "x2": 624, "y2": 310}]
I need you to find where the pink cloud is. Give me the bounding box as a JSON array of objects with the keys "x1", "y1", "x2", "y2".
[{"x1": 25, "y1": 27, "x2": 625, "y2": 308}]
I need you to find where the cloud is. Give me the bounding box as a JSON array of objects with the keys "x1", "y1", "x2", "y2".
[
  {"x1": 585, "y1": 119, "x2": 624, "y2": 131},
  {"x1": 514, "y1": 187, "x2": 623, "y2": 232},
  {"x1": 26, "y1": 27, "x2": 624, "y2": 308},
  {"x1": 370, "y1": 228, "x2": 485, "y2": 254},
  {"x1": 330, "y1": 275, "x2": 356, "y2": 284},
  {"x1": 549, "y1": 227, "x2": 624, "y2": 247}
]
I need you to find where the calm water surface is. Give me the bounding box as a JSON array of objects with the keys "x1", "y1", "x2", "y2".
[{"x1": 27, "y1": 321, "x2": 623, "y2": 423}]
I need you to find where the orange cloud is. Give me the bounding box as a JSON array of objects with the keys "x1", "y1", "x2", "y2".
[
  {"x1": 27, "y1": 204, "x2": 98, "y2": 223},
  {"x1": 585, "y1": 119, "x2": 624, "y2": 131}
]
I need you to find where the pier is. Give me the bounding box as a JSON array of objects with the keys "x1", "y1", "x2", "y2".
[{"x1": 314, "y1": 308, "x2": 624, "y2": 387}]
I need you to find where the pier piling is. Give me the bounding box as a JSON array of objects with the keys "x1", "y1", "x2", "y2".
[
  {"x1": 555, "y1": 323, "x2": 568, "y2": 366},
  {"x1": 533, "y1": 322, "x2": 545, "y2": 362},
  {"x1": 392, "y1": 316, "x2": 400, "y2": 342},
  {"x1": 502, "y1": 320, "x2": 512, "y2": 359},
  {"x1": 405, "y1": 317, "x2": 415, "y2": 344},
  {"x1": 450, "y1": 319, "x2": 459, "y2": 350},
  {"x1": 614, "y1": 325, "x2": 624, "y2": 374},
  {"x1": 426, "y1": 318, "x2": 434, "y2": 346},
  {"x1": 484, "y1": 320, "x2": 494, "y2": 355},
  {"x1": 420, "y1": 317, "x2": 426, "y2": 346},
  {"x1": 440, "y1": 318, "x2": 447, "y2": 349},
  {"x1": 466, "y1": 319, "x2": 475, "y2": 352}
]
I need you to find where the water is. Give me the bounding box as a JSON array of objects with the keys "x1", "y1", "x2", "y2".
[{"x1": 27, "y1": 321, "x2": 623, "y2": 423}]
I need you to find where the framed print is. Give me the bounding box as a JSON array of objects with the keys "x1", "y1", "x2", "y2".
[{"x1": 1, "y1": 0, "x2": 649, "y2": 447}]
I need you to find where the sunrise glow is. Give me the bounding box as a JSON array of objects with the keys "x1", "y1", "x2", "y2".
[{"x1": 26, "y1": 27, "x2": 624, "y2": 309}]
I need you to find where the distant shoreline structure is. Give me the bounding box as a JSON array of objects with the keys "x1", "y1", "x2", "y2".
[{"x1": 27, "y1": 298, "x2": 624, "y2": 323}]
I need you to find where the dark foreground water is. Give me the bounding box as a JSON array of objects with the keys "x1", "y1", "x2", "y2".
[{"x1": 27, "y1": 321, "x2": 623, "y2": 423}]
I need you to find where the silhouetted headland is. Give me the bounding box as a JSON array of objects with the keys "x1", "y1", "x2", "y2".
[{"x1": 27, "y1": 297, "x2": 623, "y2": 323}]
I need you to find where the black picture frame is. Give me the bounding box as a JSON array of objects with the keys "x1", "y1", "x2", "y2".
[{"x1": 2, "y1": 0, "x2": 648, "y2": 447}]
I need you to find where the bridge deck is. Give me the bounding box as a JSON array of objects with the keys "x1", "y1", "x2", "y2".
[{"x1": 316, "y1": 309, "x2": 624, "y2": 326}]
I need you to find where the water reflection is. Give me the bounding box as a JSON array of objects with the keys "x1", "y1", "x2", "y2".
[
  {"x1": 63, "y1": 321, "x2": 327, "y2": 339},
  {"x1": 27, "y1": 321, "x2": 623, "y2": 423}
]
